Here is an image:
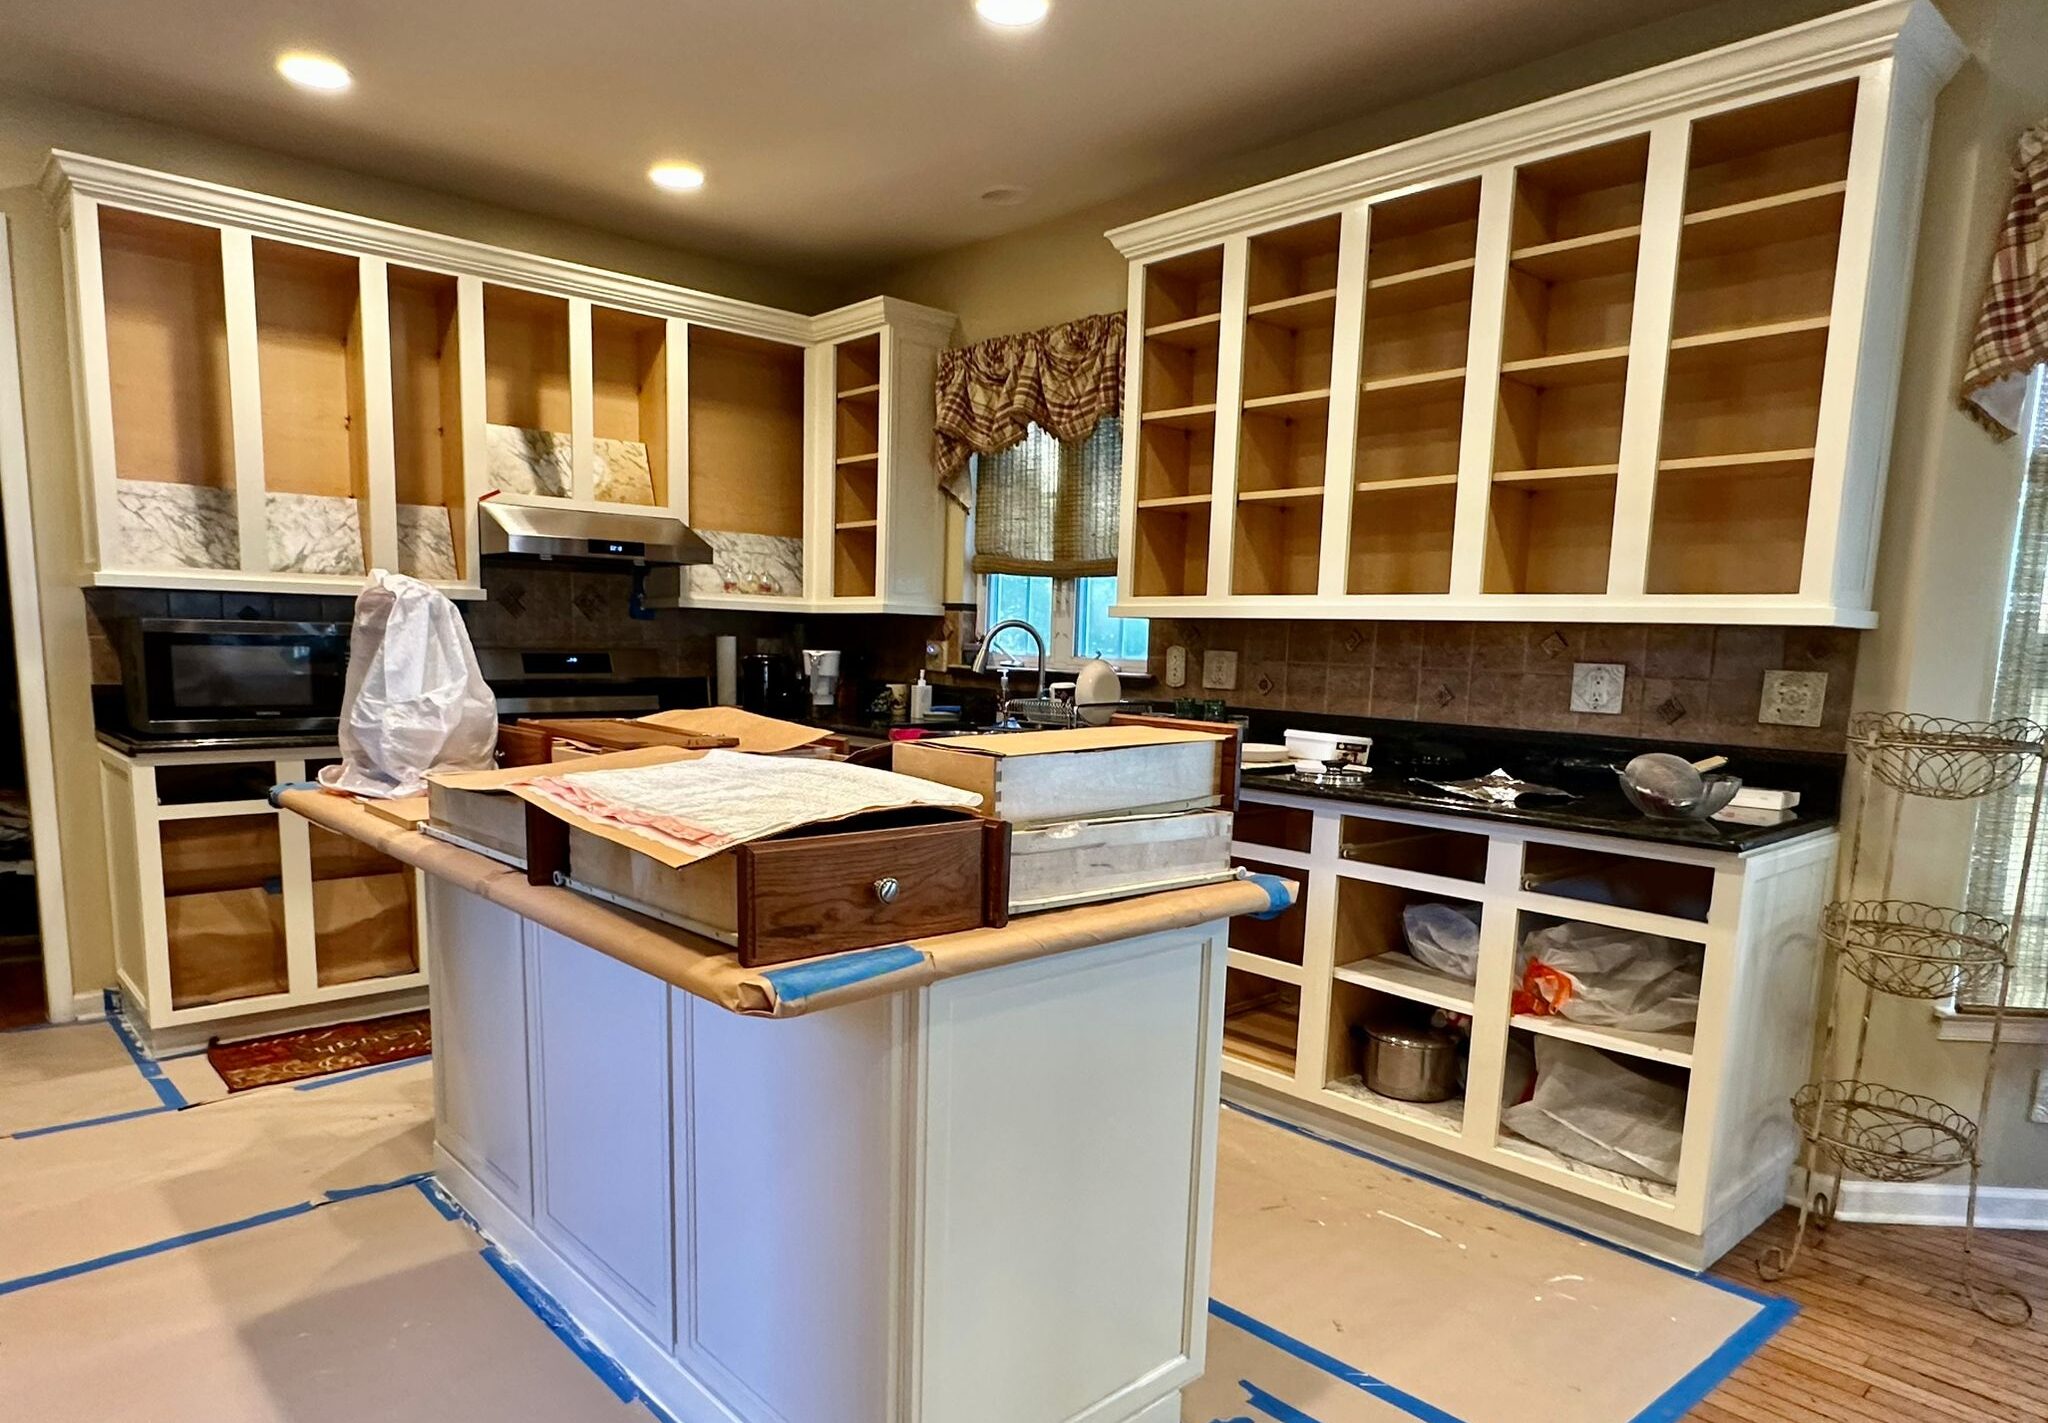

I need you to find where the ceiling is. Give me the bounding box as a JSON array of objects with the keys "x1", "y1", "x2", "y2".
[{"x1": 0, "y1": 0, "x2": 1723, "y2": 278}]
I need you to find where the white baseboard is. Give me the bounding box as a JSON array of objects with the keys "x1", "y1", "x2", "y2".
[
  {"x1": 68, "y1": 990, "x2": 107, "y2": 1022},
  {"x1": 1793, "y1": 1178, "x2": 2048, "y2": 1230}
]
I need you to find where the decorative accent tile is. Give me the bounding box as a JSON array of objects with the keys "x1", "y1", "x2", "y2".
[
  {"x1": 1570, "y1": 662, "x2": 1627, "y2": 715},
  {"x1": 1538, "y1": 629, "x2": 1570, "y2": 661},
  {"x1": 1433, "y1": 681, "x2": 1458, "y2": 710},
  {"x1": 1339, "y1": 625, "x2": 1368, "y2": 656},
  {"x1": 1656, "y1": 693, "x2": 1690, "y2": 726},
  {"x1": 1759, "y1": 669, "x2": 1828, "y2": 728},
  {"x1": 497, "y1": 582, "x2": 528, "y2": 618},
  {"x1": 1254, "y1": 670, "x2": 1275, "y2": 696},
  {"x1": 573, "y1": 584, "x2": 609, "y2": 623}
]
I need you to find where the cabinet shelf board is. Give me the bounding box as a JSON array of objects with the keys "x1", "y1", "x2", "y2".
[
  {"x1": 1324, "y1": 1075, "x2": 1465, "y2": 1138},
  {"x1": 1510, "y1": 227, "x2": 1642, "y2": 283},
  {"x1": 1145, "y1": 311, "x2": 1224, "y2": 349},
  {"x1": 1657, "y1": 447, "x2": 1816, "y2": 479},
  {"x1": 1668, "y1": 315, "x2": 1829, "y2": 367},
  {"x1": 1493, "y1": 463, "x2": 1621, "y2": 488},
  {"x1": 1360, "y1": 367, "x2": 1465, "y2": 402},
  {"x1": 1333, "y1": 951, "x2": 1474, "y2": 1013},
  {"x1": 1136, "y1": 492, "x2": 1213, "y2": 510},
  {"x1": 1241, "y1": 388, "x2": 1332, "y2": 419},
  {"x1": 1511, "y1": 1012, "x2": 1695, "y2": 1067},
  {"x1": 1247, "y1": 289, "x2": 1339, "y2": 329},
  {"x1": 834, "y1": 452, "x2": 880, "y2": 467},
  {"x1": 1681, "y1": 181, "x2": 1847, "y2": 258},
  {"x1": 834, "y1": 519, "x2": 879, "y2": 533},
  {"x1": 1363, "y1": 259, "x2": 1475, "y2": 316},
  {"x1": 1356, "y1": 473, "x2": 1461, "y2": 493},
  {"x1": 1141, "y1": 402, "x2": 1219, "y2": 430},
  {"x1": 1500, "y1": 345, "x2": 1631, "y2": 388},
  {"x1": 1235, "y1": 485, "x2": 1325, "y2": 505},
  {"x1": 835, "y1": 382, "x2": 882, "y2": 401}
]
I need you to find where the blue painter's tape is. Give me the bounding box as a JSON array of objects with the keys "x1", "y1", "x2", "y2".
[
  {"x1": 268, "y1": 780, "x2": 322, "y2": 809},
  {"x1": 8, "y1": 1105, "x2": 172, "y2": 1140},
  {"x1": 1236, "y1": 1379, "x2": 1324, "y2": 1423},
  {"x1": 1244, "y1": 872, "x2": 1295, "y2": 920},
  {"x1": 292, "y1": 1056, "x2": 432, "y2": 1092},
  {"x1": 761, "y1": 944, "x2": 924, "y2": 1004},
  {"x1": 480, "y1": 1246, "x2": 638, "y2": 1403},
  {"x1": 0, "y1": 1199, "x2": 316, "y2": 1297},
  {"x1": 1631, "y1": 1295, "x2": 1799, "y2": 1423},
  {"x1": 1210, "y1": 1300, "x2": 1461, "y2": 1423},
  {"x1": 323, "y1": 1170, "x2": 431, "y2": 1203},
  {"x1": 101, "y1": 990, "x2": 188, "y2": 1111},
  {"x1": 412, "y1": 1178, "x2": 465, "y2": 1222}
]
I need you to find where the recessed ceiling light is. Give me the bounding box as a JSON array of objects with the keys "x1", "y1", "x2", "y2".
[
  {"x1": 275, "y1": 52, "x2": 352, "y2": 93},
  {"x1": 975, "y1": 0, "x2": 1050, "y2": 29},
  {"x1": 648, "y1": 162, "x2": 707, "y2": 193}
]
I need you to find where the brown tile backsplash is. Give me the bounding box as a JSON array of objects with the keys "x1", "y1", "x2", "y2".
[{"x1": 1147, "y1": 618, "x2": 1860, "y2": 752}]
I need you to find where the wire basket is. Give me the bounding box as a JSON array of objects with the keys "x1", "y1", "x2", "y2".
[
  {"x1": 1847, "y1": 712, "x2": 2046, "y2": 800},
  {"x1": 1820, "y1": 899, "x2": 2010, "y2": 1000},
  {"x1": 1791, "y1": 1079, "x2": 1977, "y2": 1183}
]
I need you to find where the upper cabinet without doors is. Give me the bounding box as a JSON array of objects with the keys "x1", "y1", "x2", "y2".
[
  {"x1": 1111, "y1": 0, "x2": 1962, "y2": 627},
  {"x1": 45, "y1": 155, "x2": 955, "y2": 613}
]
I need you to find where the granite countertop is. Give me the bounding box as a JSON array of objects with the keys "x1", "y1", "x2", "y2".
[{"x1": 1240, "y1": 767, "x2": 1832, "y2": 852}]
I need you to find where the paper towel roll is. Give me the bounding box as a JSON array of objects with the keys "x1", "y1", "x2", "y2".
[{"x1": 715, "y1": 636, "x2": 738, "y2": 706}]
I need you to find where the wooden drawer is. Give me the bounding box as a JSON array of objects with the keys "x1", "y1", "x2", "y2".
[{"x1": 554, "y1": 810, "x2": 1009, "y2": 968}]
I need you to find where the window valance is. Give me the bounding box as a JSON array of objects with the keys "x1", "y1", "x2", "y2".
[{"x1": 933, "y1": 312, "x2": 1125, "y2": 504}]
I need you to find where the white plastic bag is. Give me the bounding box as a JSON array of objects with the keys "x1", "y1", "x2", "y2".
[
  {"x1": 1516, "y1": 921, "x2": 1700, "y2": 1030},
  {"x1": 1402, "y1": 901, "x2": 1483, "y2": 981},
  {"x1": 1501, "y1": 1038, "x2": 1685, "y2": 1185},
  {"x1": 318, "y1": 572, "x2": 496, "y2": 799}
]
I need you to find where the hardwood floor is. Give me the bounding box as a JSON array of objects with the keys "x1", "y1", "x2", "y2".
[{"x1": 1698, "y1": 1208, "x2": 2048, "y2": 1421}]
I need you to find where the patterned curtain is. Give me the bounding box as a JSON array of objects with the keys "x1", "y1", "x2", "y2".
[
  {"x1": 1964, "y1": 372, "x2": 2048, "y2": 1011},
  {"x1": 1963, "y1": 119, "x2": 2048, "y2": 438},
  {"x1": 934, "y1": 312, "x2": 1125, "y2": 505},
  {"x1": 971, "y1": 418, "x2": 1121, "y2": 578}
]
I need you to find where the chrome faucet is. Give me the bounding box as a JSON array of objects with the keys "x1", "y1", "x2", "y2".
[{"x1": 972, "y1": 618, "x2": 1048, "y2": 728}]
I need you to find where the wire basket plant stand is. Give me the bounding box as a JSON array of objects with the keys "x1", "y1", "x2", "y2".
[{"x1": 1758, "y1": 713, "x2": 2044, "y2": 1325}]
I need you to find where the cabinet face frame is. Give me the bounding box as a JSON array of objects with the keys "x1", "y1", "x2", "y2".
[
  {"x1": 1105, "y1": 1, "x2": 1962, "y2": 627},
  {"x1": 46, "y1": 155, "x2": 955, "y2": 612}
]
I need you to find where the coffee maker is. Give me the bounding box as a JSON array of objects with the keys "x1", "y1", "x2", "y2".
[{"x1": 736, "y1": 652, "x2": 804, "y2": 718}]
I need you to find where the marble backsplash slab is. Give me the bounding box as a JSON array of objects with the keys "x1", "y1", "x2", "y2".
[
  {"x1": 485, "y1": 424, "x2": 571, "y2": 498},
  {"x1": 115, "y1": 479, "x2": 238, "y2": 569},
  {"x1": 397, "y1": 504, "x2": 459, "y2": 582},
  {"x1": 266, "y1": 491, "x2": 366, "y2": 576},
  {"x1": 685, "y1": 530, "x2": 804, "y2": 599}
]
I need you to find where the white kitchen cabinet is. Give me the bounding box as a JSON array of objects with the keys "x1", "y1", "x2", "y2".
[
  {"x1": 1226, "y1": 786, "x2": 1836, "y2": 1268},
  {"x1": 44, "y1": 153, "x2": 955, "y2": 612},
  {"x1": 1110, "y1": 0, "x2": 1962, "y2": 627},
  {"x1": 96, "y1": 741, "x2": 428, "y2": 1053}
]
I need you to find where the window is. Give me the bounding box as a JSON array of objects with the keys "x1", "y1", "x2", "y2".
[
  {"x1": 1965, "y1": 370, "x2": 2048, "y2": 1012},
  {"x1": 970, "y1": 419, "x2": 1148, "y2": 673}
]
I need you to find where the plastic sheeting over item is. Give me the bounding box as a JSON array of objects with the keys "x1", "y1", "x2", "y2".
[
  {"x1": 1502, "y1": 1038, "x2": 1687, "y2": 1185},
  {"x1": 1515, "y1": 921, "x2": 1702, "y2": 1031},
  {"x1": 321, "y1": 572, "x2": 496, "y2": 799}
]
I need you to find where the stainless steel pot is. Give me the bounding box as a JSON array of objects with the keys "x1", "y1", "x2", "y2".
[{"x1": 1362, "y1": 1023, "x2": 1460, "y2": 1103}]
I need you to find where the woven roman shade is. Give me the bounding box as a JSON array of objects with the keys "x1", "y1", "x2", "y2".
[{"x1": 971, "y1": 418, "x2": 1121, "y2": 578}]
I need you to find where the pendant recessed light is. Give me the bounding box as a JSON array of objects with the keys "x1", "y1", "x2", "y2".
[
  {"x1": 975, "y1": 0, "x2": 1050, "y2": 29},
  {"x1": 648, "y1": 162, "x2": 707, "y2": 193},
  {"x1": 275, "y1": 52, "x2": 352, "y2": 93}
]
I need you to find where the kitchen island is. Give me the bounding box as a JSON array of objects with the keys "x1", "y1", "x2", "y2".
[{"x1": 278, "y1": 787, "x2": 1288, "y2": 1423}]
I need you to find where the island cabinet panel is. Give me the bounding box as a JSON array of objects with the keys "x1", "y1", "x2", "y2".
[
  {"x1": 429, "y1": 885, "x2": 534, "y2": 1214},
  {"x1": 48, "y1": 156, "x2": 956, "y2": 610},
  {"x1": 1107, "y1": 1, "x2": 1962, "y2": 626},
  {"x1": 529, "y1": 925, "x2": 675, "y2": 1342}
]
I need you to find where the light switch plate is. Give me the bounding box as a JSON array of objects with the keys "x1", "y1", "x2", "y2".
[
  {"x1": 1570, "y1": 662, "x2": 1626, "y2": 715},
  {"x1": 1165, "y1": 645, "x2": 1188, "y2": 689},
  {"x1": 1759, "y1": 670, "x2": 1828, "y2": 728},
  {"x1": 1202, "y1": 650, "x2": 1238, "y2": 691}
]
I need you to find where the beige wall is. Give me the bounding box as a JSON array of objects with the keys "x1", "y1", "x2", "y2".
[
  {"x1": 863, "y1": 0, "x2": 2048, "y2": 1187},
  {"x1": 0, "y1": 86, "x2": 831, "y2": 1006}
]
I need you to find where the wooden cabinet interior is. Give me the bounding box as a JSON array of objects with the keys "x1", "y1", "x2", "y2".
[
  {"x1": 250, "y1": 240, "x2": 371, "y2": 575},
  {"x1": 1352, "y1": 179, "x2": 1480, "y2": 594},
  {"x1": 1485, "y1": 137, "x2": 1649, "y2": 595},
  {"x1": 591, "y1": 305, "x2": 669, "y2": 506},
  {"x1": 159, "y1": 813, "x2": 289, "y2": 1009},
  {"x1": 1648, "y1": 81, "x2": 1855, "y2": 596},
  {"x1": 99, "y1": 208, "x2": 235, "y2": 492},
  {"x1": 1223, "y1": 968, "x2": 1300, "y2": 1075},
  {"x1": 685, "y1": 327, "x2": 806, "y2": 539},
  {"x1": 1136, "y1": 245, "x2": 1225, "y2": 597},
  {"x1": 832, "y1": 333, "x2": 883, "y2": 597},
  {"x1": 387, "y1": 265, "x2": 468, "y2": 581},
  {"x1": 482, "y1": 284, "x2": 571, "y2": 433}
]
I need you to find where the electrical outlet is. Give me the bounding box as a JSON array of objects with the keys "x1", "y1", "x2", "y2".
[
  {"x1": 1570, "y1": 662, "x2": 1626, "y2": 715},
  {"x1": 1202, "y1": 650, "x2": 1238, "y2": 691},
  {"x1": 1759, "y1": 670, "x2": 1828, "y2": 727},
  {"x1": 1165, "y1": 645, "x2": 1188, "y2": 689}
]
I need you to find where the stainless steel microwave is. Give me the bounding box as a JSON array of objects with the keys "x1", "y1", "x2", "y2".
[{"x1": 110, "y1": 618, "x2": 351, "y2": 737}]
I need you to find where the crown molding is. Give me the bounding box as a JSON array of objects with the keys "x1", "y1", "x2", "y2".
[
  {"x1": 41, "y1": 150, "x2": 822, "y2": 344},
  {"x1": 1106, "y1": 0, "x2": 1962, "y2": 260},
  {"x1": 809, "y1": 295, "x2": 958, "y2": 345}
]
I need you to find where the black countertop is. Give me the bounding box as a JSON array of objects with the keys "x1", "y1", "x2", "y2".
[
  {"x1": 1234, "y1": 710, "x2": 1840, "y2": 853},
  {"x1": 95, "y1": 726, "x2": 342, "y2": 756}
]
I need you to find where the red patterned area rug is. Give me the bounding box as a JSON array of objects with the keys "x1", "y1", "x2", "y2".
[{"x1": 207, "y1": 1010, "x2": 431, "y2": 1091}]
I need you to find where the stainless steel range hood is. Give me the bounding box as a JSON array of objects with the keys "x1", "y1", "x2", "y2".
[{"x1": 477, "y1": 495, "x2": 712, "y2": 568}]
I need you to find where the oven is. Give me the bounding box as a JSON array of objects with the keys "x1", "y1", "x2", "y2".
[{"x1": 110, "y1": 618, "x2": 352, "y2": 737}]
